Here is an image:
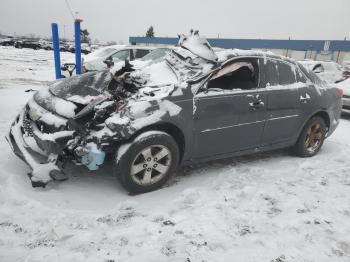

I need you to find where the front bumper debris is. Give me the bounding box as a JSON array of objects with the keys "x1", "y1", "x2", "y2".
[{"x1": 5, "y1": 109, "x2": 69, "y2": 187}]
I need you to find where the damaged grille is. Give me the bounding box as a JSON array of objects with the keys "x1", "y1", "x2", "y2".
[
  {"x1": 35, "y1": 120, "x2": 65, "y2": 133},
  {"x1": 23, "y1": 112, "x2": 34, "y2": 137}
]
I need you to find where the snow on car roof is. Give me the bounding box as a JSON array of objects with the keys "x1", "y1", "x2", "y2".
[{"x1": 178, "y1": 30, "x2": 218, "y2": 62}]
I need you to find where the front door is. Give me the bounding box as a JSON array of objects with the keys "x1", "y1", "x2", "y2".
[{"x1": 194, "y1": 58, "x2": 267, "y2": 158}]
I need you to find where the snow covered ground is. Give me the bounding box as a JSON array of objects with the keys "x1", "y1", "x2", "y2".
[{"x1": 0, "y1": 46, "x2": 350, "y2": 262}]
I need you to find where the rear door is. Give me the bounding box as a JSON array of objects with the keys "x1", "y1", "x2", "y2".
[
  {"x1": 261, "y1": 59, "x2": 306, "y2": 146},
  {"x1": 193, "y1": 58, "x2": 267, "y2": 158}
]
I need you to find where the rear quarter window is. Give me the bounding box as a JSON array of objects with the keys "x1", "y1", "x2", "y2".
[{"x1": 277, "y1": 61, "x2": 297, "y2": 85}]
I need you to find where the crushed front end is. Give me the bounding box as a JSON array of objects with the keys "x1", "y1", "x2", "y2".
[
  {"x1": 6, "y1": 102, "x2": 73, "y2": 187},
  {"x1": 6, "y1": 72, "x2": 119, "y2": 187}
]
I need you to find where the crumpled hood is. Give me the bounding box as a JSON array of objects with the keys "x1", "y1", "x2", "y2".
[{"x1": 49, "y1": 70, "x2": 112, "y2": 104}]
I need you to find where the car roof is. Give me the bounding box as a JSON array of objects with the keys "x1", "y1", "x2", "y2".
[
  {"x1": 215, "y1": 48, "x2": 296, "y2": 65},
  {"x1": 102, "y1": 44, "x2": 158, "y2": 51}
]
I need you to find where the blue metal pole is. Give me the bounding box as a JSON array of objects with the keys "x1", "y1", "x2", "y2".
[
  {"x1": 51, "y1": 23, "x2": 61, "y2": 79},
  {"x1": 74, "y1": 20, "x2": 81, "y2": 75}
]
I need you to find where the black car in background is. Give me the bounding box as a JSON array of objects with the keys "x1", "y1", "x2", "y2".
[
  {"x1": 0, "y1": 36, "x2": 15, "y2": 46},
  {"x1": 7, "y1": 32, "x2": 342, "y2": 193},
  {"x1": 14, "y1": 40, "x2": 41, "y2": 50}
]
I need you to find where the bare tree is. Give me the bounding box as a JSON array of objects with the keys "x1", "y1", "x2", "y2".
[
  {"x1": 106, "y1": 40, "x2": 117, "y2": 45},
  {"x1": 146, "y1": 26, "x2": 155, "y2": 37},
  {"x1": 80, "y1": 29, "x2": 91, "y2": 43}
]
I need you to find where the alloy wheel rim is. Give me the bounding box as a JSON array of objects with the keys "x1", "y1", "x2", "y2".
[
  {"x1": 130, "y1": 145, "x2": 172, "y2": 186},
  {"x1": 305, "y1": 122, "x2": 323, "y2": 153}
]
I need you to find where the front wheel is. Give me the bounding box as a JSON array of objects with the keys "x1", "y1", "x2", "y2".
[
  {"x1": 293, "y1": 116, "x2": 327, "y2": 157},
  {"x1": 114, "y1": 131, "x2": 180, "y2": 194}
]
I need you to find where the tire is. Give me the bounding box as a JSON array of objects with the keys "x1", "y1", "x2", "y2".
[
  {"x1": 114, "y1": 131, "x2": 180, "y2": 194},
  {"x1": 293, "y1": 116, "x2": 327, "y2": 157}
]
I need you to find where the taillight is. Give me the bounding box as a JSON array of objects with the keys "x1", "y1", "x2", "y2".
[{"x1": 337, "y1": 88, "x2": 343, "y2": 97}]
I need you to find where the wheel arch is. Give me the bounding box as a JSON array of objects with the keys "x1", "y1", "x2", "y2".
[
  {"x1": 128, "y1": 121, "x2": 186, "y2": 163},
  {"x1": 311, "y1": 110, "x2": 330, "y2": 129},
  {"x1": 296, "y1": 110, "x2": 330, "y2": 141}
]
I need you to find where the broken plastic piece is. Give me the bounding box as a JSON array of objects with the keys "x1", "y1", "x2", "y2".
[{"x1": 49, "y1": 169, "x2": 68, "y2": 181}]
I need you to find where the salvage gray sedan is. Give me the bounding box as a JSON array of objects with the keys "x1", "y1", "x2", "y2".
[{"x1": 7, "y1": 31, "x2": 343, "y2": 193}]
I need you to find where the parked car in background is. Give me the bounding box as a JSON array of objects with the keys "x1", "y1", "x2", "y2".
[
  {"x1": 59, "y1": 41, "x2": 72, "y2": 52},
  {"x1": 61, "y1": 47, "x2": 171, "y2": 78},
  {"x1": 299, "y1": 60, "x2": 344, "y2": 83},
  {"x1": 342, "y1": 61, "x2": 350, "y2": 79},
  {"x1": 0, "y1": 36, "x2": 15, "y2": 46},
  {"x1": 69, "y1": 43, "x2": 91, "y2": 54},
  {"x1": 335, "y1": 77, "x2": 350, "y2": 111},
  {"x1": 7, "y1": 32, "x2": 342, "y2": 193},
  {"x1": 14, "y1": 40, "x2": 41, "y2": 50},
  {"x1": 81, "y1": 45, "x2": 155, "y2": 72},
  {"x1": 138, "y1": 47, "x2": 172, "y2": 63},
  {"x1": 40, "y1": 41, "x2": 53, "y2": 50}
]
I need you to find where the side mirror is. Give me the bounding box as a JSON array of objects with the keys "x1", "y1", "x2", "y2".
[
  {"x1": 104, "y1": 58, "x2": 114, "y2": 68},
  {"x1": 61, "y1": 65, "x2": 68, "y2": 71}
]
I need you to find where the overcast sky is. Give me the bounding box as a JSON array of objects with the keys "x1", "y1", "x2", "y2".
[{"x1": 1, "y1": 0, "x2": 349, "y2": 43}]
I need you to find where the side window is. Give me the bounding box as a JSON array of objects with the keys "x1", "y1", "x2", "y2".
[
  {"x1": 133, "y1": 49, "x2": 150, "y2": 59},
  {"x1": 277, "y1": 61, "x2": 297, "y2": 85},
  {"x1": 111, "y1": 50, "x2": 129, "y2": 61},
  {"x1": 207, "y1": 59, "x2": 259, "y2": 91}
]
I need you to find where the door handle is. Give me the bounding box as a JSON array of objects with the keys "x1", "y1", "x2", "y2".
[{"x1": 300, "y1": 94, "x2": 311, "y2": 104}]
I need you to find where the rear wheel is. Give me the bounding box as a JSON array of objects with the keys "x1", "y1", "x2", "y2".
[
  {"x1": 293, "y1": 116, "x2": 326, "y2": 157},
  {"x1": 114, "y1": 131, "x2": 179, "y2": 194}
]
